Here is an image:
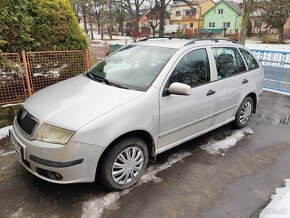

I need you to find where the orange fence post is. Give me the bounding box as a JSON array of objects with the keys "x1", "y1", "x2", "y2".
[
  {"x1": 84, "y1": 49, "x2": 90, "y2": 70},
  {"x1": 21, "y1": 51, "x2": 33, "y2": 97}
]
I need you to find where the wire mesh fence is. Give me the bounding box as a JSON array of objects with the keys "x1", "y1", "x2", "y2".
[
  {"x1": 26, "y1": 50, "x2": 86, "y2": 93},
  {"x1": 0, "y1": 53, "x2": 27, "y2": 105},
  {"x1": 89, "y1": 45, "x2": 108, "y2": 66}
]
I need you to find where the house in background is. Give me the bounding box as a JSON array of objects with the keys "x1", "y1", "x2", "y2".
[
  {"x1": 169, "y1": 0, "x2": 215, "y2": 36},
  {"x1": 250, "y1": 9, "x2": 290, "y2": 37},
  {"x1": 202, "y1": 0, "x2": 242, "y2": 35}
]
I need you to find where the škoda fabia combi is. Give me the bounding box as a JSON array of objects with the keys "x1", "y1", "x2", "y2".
[{"x1": 10, "y1": 38, "x2": 264, "y2": 190}]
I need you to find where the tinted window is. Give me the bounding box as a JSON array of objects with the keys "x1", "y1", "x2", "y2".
[
  {"x1": 212, "y1": 47, "x2": 247, "y2": 80},
  {"x1": 169, "y1": 49, "x2": 210, "y2": 88},
  {"x1": 239, "y1": 49, "x2": 259, "y2": 70}
]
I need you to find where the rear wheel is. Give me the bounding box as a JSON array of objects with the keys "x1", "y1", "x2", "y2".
[
  {"x1": 234, "y1": 96, "x2": 253, "y2": 129},
  {"x1": 99, "y1": 137, "x2": 148, "y2": 191}
]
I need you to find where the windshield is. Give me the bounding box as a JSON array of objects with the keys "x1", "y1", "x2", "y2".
[{"x1": 87, "y1": 45, "x2": 177, "y2": 91}]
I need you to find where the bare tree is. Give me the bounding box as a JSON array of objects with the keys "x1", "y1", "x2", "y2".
[
  {"x1": 239, "y1": 0, "x2": 259, "y2": 45},
  {"x1": 260, "y1": 0, "x2": 290, "y2": 43}
]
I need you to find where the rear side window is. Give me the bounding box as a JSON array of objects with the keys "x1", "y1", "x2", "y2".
[
  {"x1": 169, "y1": 48, "x2": 210, "y2": 88},
  {"x1": 239, "y1": 49, "x2": 259, "y2": 70},
  {"x1": 212, "y1": 47, "x2": 247, "y2": 80}
]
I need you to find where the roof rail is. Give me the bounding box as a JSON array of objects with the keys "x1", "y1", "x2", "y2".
[
  {"x1": 138, "y1": 36, "x2": 188, "y2": 42},
  {"x1": 184, "y1": 38, "x2": 239, "y2": 46}
]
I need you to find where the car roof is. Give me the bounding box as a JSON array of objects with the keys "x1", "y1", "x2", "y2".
[{"x1": 135, "y1": 37, "x2": 241, "y2": 49}]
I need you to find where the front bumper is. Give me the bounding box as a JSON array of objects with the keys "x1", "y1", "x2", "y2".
[{"x1": 10, "y1": 122, "x2": 105, "y2": 184}]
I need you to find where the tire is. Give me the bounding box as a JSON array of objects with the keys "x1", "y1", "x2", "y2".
[
  {"x1": 233, "y1": 96, "x2": 254, "y2": 129},
  {"x1": 99, "y1": 137, "x2": 148, "y2": 191}
]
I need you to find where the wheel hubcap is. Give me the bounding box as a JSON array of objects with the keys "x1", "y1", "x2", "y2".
[
  {"x1": 239, "y1": 101, "x2": 252, "y2": 125},
  {"x1": 112, "y1": 147, "x2": 144, "y2": 185}
]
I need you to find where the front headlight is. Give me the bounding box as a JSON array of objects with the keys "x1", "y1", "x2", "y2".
[{"x1": 37, "y1": 124, "x2": 75, "y2": 144}]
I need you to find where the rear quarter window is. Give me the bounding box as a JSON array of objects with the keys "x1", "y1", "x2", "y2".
[{"x1": 239, "y1": 49, "x2": 259, "y2": 70}]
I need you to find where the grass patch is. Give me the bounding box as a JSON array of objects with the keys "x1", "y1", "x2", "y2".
[{"x1": 0, "y1": 105, "x2": 21, "y2": 128}]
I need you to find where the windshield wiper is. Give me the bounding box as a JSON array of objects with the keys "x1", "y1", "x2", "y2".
[{"x1": 87, "y1": 72, "x2": 128, "y2": 89}]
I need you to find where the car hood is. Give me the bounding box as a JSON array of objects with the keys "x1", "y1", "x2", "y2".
[{"x1": 24, "y1": 75, "x2": 144, "y2": 130}]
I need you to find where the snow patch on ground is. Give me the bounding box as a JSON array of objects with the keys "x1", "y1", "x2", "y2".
[
  {"x1": 260, "y1": 179, "x2": 290, "y2": 218},
  {"x1": 200, "y1": 127, "x2": 253, "y2": 156},
  {"x1": 81, "y1": 151, "x2": 191, "y2": 218},
  {"x1": 1, "y1": 103, "x2": 22, "y2": 108},
  {"x1": 0, "y1": 151, "x2": 16, "y2": 157},
  {"x1": 0, "y1": 125, "x2": 12, "y2": 140}
]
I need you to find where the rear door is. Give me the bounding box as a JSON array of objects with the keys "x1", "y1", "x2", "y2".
[{"x1": 208, "y1": 47, "x2": 248, "y2": 126}]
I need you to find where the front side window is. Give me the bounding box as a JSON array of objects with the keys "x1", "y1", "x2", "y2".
[
  {"x1": 87, "y1": 45, "x2": 177, "y2": 91},
  {"x1": 176, "y1": 11, "x2": 181, "y2": 16},
  {"x1": 212, "y1": 47, "x2": 247, "y2": 80},
  {"x1": 169, "y1": 49, "x2": 210, "y2": 88},
  {"x1": 239, "y1": 49, "x2": 259, "y2": 70}
]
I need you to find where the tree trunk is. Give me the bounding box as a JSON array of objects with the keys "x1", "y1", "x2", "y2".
[
  {"x1": 108, "y1": 0, "x2": 113, "y2": 39},
  {"x1": 101, "y1": 0, "x2": 104, "y2": 40},
  {"x1": 159, "y1": 0, "x2": 165, "y2": 37},
  {"x1": 278, "y1": 24, "x2": 284, "y2": 44},
  {"x1": 90, "y1": 16, "x2": 94, "y2": 40},
  {"x1": 82, "y1": 4, "x2": 88, "y2": 34},
  {"x1": 239, "y1": 0, "x2": 253, "y2": 45},
  {"x1": 152, "y1": 27, "x2": 156, "y2": 37},
  {"x1": 135, "y1": 1, "x2": 140, "y2": 32}
]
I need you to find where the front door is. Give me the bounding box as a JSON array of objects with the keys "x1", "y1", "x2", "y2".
[{"x1": 158, "y1": 48, "x2": 215, "y2": 151}]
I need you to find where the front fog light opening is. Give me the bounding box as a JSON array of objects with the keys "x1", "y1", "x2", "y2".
[{"x1": 36, "y1": 168, "x2": 63, "y2": 181}]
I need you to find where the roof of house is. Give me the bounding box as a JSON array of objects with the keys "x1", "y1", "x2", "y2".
[
  {"x1": 171, "y1": 0, "x2": 212, "y2": 7},
  {"x1": 225, "y1": 1, "x2": 242, "y2": 14},
  {"x1": 203, "y1": 0, "x2": 242, "y2": 16}
]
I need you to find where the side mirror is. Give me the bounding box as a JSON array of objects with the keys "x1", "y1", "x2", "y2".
[{"x1": 168, "y1": 82, "x2": 191, "y2": 95}]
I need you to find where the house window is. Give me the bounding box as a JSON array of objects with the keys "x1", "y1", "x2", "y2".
[
  {"x1": 176, "y1": 11, "x2": 181, "y2": 16},
  {"x1": 185, "y1": 9, "x2": 196, "y2": 16},
  {"x1": 223, "y1": 22, "x2": 230, "y2": 28},
  {"x1": 218, "y1": 9, "x2": 223, "y2": 14},
  {"x1": 209, "y1": 22, "x2": 215, "y2": 28},
  {"x1": 190, "y1": 23, "x2": 193, "y2": 28}
]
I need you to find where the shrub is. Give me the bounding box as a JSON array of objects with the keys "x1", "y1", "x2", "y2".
[
  {"x1": 261, "y1": 34, "x2": 279, "y2": 44},
  {"x1": 0, "y1": 0, "x2": 87, "y2": 52}
]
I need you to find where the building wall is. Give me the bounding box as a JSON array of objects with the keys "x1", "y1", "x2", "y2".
[
  {"x1": 170, "y1": 0, "x2": 215, "y2": 30},
  {"x1": 203, "y1": 1, "x2": 240, "y2": 34}
]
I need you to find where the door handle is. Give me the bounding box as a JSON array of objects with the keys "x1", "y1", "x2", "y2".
[
  {"x1": 242, "y1": 79, "x2": 249, "y2": 84},
  {"x1": 207, "y1": 89, "x2": 216, "y2": 96}
]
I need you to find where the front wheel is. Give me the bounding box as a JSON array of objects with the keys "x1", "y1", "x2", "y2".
[
  {"x1": 99, "y1": 137, "x2": 148, "y2": 191},
  {"x1": 234, "y1": 96, "x2": 254, "y2": 129}
]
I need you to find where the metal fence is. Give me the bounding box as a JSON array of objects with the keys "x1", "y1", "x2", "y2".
[
  {"x1": 0, "y1": 50, "x2": 90, "y2": 106},
  {"x1": 0, "y1": 53, "x2": 27, "y2": 105},
  {"x1": 26, "y1": 50, "x2": 86, "y2": 93},
  {"x1": 251, "y1": 49, "x2": 290, "y2": 94}
]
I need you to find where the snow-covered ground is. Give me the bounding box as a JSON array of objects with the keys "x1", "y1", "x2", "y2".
[
  {"x1": 0, "y1": 125, "x2": 12, "y2": 141},
  {"x1": 260, "y1": 179, "x2": 290, "y2": 218},
  {"x1": 81, "y1": 127, "x2": 251, "y2": 218},
  {"x1": 246, "y1": 41, "x2": 290, "y2": 52}
]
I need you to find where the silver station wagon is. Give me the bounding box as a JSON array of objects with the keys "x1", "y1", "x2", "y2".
[{"x1": 10, "y1": 38, "x2": 264, "y2": 190}]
